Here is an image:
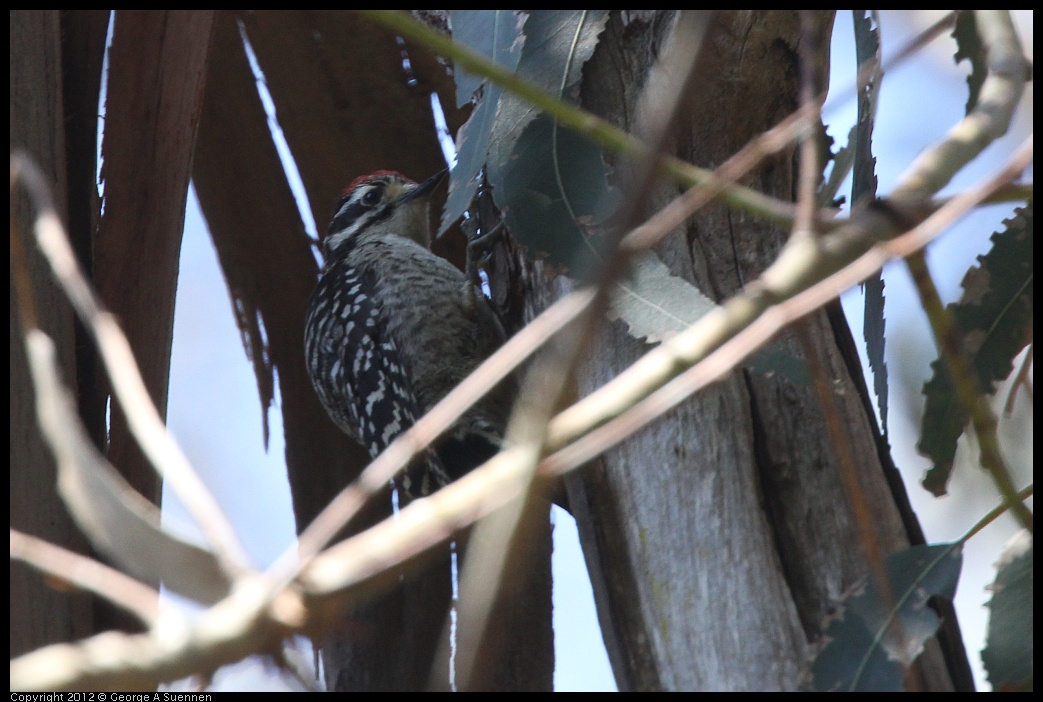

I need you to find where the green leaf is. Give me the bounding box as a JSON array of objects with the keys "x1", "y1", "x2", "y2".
[
  {"x1": 487, "y1": 10, "x2": 609, "y2": 177},
  {"x1": 442, "y1": 10, "x2": 525, "y2": 232},
  {"x1": 820, "y1": 12, "x2": 881, "y2": 209},
  {"x1": 485, "y1": 10, "x2": 612, "y2": 273},
  {"x1": 953, "y1": 11, "x2": 987, "y2": 115},
  {"x1": 494, "y1": 114, "x2": 612, "y2": 272},
  {"x1": 443, "y1": 95, "x2": 497, "y2": 232},
  {"x1": 809, "y1": 543, "x2": 964, "y2": 692},
  {"x1": 982, "y1": 531, "x2": 1033, "y2": 691},
  {"x1": 449, "y1": 10, "x2": 525, "y2": 108},
  {"x1": 608, "y1": 251, "x2": 717, "y2": 343},
  {"x1": 850, "y1": 11, "x2": 888, "y2": 442},
  {"x1": 608, "y1": 253, "x2": 809, "y2": 384},
  {"x1": 919, "y1": 203, "x2": 1033, "y2": 495}
]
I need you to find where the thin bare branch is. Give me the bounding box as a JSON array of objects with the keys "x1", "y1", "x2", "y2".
[
  {"x1": 541, "y1": 137, "x2": 1033, "y2": 476},
  {"x1": 10, "y1": 574, "x2": 301, "y2": 691},
  {"x1": 10, "y1": 151, "x2": 252, "y2": 577},
  {"x1": 11, "y1": 529, "x2": 161, "y2": 627},
  {"x1": 892, "y1": 11, "x2": 1029, "y2": 202},
  {"x1": 1003, "y1": 346, "x2": 1033, "y2": 415}
]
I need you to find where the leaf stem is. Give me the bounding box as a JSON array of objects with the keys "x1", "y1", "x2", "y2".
[{"x1": 960, "y1": 484, "x2": 1033, "y2": 543}]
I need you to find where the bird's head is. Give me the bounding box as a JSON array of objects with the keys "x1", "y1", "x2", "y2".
[{"x1": 323, "y1": 169, "x2": 445, "y2": 257}]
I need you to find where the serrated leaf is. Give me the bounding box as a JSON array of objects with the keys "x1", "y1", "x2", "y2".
[
  {"x1": 442, "y1": 10, "x2": 525, "y2": 233},
  {"x1": 820, "y1": 12, "x2": 881, "y2": 209},
  {"x1": 953, "y1": 11, "x2": 987, "y2": 115},
  {"x1": 919, "y1": 203, "x2": 1033, "y2": 495},
  {"x1": 608, "y1": 251, "x2": 717, "y2": 343},
  {"x1": 863, "y1": 273, "x2": 889, "y2": 437},
  {"x1": 820, "y1": 123, "x2": 853, "y2": 207},
  {"x1": 850, "y1": 11, "x2": 889, "y2": 443},
  {"x1": 982, "y1": 531, "x2": 1033, "y2": 691},
  {"x1": 815, "y1": 121, "x2": 843, "y2": 208},
  {"x1": 809, "y1": 543, "x2": 964, "y2": 692}
]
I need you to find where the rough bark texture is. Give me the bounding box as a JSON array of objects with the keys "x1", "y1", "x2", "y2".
[{"x1": 564, "y1": 10, "x2": 961, "y2": 690}]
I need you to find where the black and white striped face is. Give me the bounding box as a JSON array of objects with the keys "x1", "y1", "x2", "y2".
[{"x1": 322, "y1": 170, "x2": 441, "y2": 259}]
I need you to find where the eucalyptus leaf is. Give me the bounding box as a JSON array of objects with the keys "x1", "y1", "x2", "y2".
[
  {"x1": 609, "y1": 251, "x2": 717, "y2": 343},
  {"x1": 442, "y1": 10, "x2": 525, "y2": 233},
  {"x1": 493, "y1": 114, "x2": 612, "y2": 273},
  {"x1": 982, "y1": 531, "x2": 1033, "y2": 691},
  {"x1": 809, "y1": 543, "x2": 963, "y2": 691},
  {"x1": 919, "y1": 203, "x2": 1033, "y2": 495}
]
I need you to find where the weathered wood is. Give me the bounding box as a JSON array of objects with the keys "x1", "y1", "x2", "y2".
[
  {"x1": 96, "y1": 10, "x2": 216, "y2": 505},
  {"x1": 565, "y1": 10, "x2": 962, "y2": 690}
]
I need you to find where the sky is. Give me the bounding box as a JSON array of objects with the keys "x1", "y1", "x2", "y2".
[{"x1": 158, "y1": 10, "x2": 1031, "y2": 691}]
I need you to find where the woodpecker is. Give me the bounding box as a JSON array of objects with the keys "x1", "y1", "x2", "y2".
[{"x1": 304, "y1": 170, "x2": 514, "y2": 498}]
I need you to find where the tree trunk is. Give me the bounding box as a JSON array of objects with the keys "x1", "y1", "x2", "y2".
[{"x1": 563, "y1": 10, "x2": 965, "y2": 691}]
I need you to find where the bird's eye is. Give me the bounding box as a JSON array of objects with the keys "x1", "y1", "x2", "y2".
[{"x1": 361, "y1": 189, "x2": 382, "y2": 206}]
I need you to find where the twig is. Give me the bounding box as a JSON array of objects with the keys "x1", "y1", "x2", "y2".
[
  {"x1": 960, "y1": 484, "x2": 1033, "y2": 543},
  {"x1": 1003, "y1": 345, "x2": 1033, "y2": 414},
  {"x1": 10, "y1": 529, "x2": 161, "y2": 627},
  {"x1": 10, "y1": 153, "x2": 252, "y2": 578},
  {"x1": 540, "y1": 137, "x2": 1033, "y2": 476},
  {"x1": 891, "y1": 11, "x2": 1029, "y2": 203}
]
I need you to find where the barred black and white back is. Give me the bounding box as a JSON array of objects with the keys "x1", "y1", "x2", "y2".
[{"x1": 305, "y1": 257, "x2": 449, "y2": 496}]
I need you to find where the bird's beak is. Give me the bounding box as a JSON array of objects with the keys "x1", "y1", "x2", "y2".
[{"x1": 403, "y1": 167, "x2": 448, "y2": 202}]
